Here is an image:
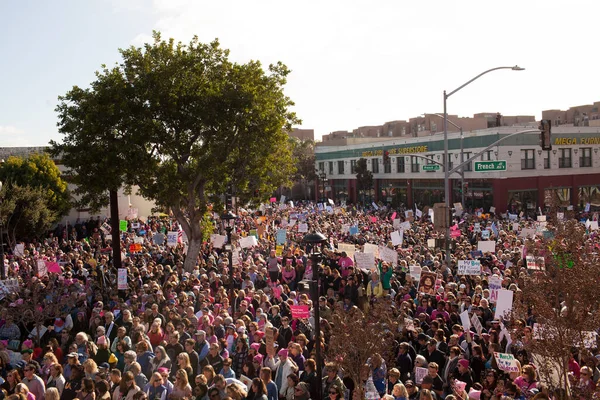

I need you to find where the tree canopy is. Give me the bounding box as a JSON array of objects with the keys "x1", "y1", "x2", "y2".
[
  {"x1": 53, "y1": 32, "x2": 299, "y2": 270},
  {"x1": 354, "y1": 157, "x2": 373, "y2": 203},
  {"x1": 0, "y1": 153, "x2": 70, "y2": 246}
]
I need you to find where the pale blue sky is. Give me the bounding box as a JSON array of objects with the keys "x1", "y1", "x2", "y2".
[{"x1": 1, "y1": 0, "x2": 599, "y2": 146}]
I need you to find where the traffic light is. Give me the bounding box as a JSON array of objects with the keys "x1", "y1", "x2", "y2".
[
  {"x1": 383, "y1": 150, "x2": 390, "y2": 164},
  {"x1": 540, "y1": 119, "x2": 552, "y2": 151}
]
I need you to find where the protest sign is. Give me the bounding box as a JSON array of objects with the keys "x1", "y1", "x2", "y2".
[
  {"x1": 519, "y1": 228, "x2": 536, "y2": 238},
  {"x1": 526, "y1": 255, "x2": 545, "y2": 271},
  {"x1": 265, "y1": 327, "x2": 276, "y2": 357},
  {"x1": 409, "y1": 265, "x2": 422, "y2": 282},
  {"x1": 400, "y1": 221, "x2": 411, "y2": 231},
  {"x1": 100, "y1": 222, "x2": 111, "y2": 235},
  {"x1": 392, "y1": 219, "x2": 401, "y2": 229},
  {"x1": 163, "y1": 231, "x2": 176, "y2": 247},
  {"x1": 537, "y1": 215, "x2": 546, "y2": 222},
  {"x1": 557, "y1": 212, "x2": 564, "y2": 220},
  {"x1": 390, "y1": 230, "x2": 403, "y2": 246},
  {"x1": 364, "y1": 243, "x2": 379, "y2": 258},
  {"x1": 290, "y1": 305, "x2": 310, "y2": 319},
  {"x1": 210, "y1": 234, "x2": 226, "y2": 249},
  {"x1": 474, "y1": 223, "x2": 481, "y2": 232},
  {"x1": 471, "y1": 314, "x2": 483, "y2": 336},
  {"x1": 354, "y1": 252, "x2": 375, "y2": 271},
  {"x1": 415, "y1": 367, "x2": 428, "y2": 384},
  {"x1": 275, "y1": 245, "x2": 284, "y2": 256},
  {"x1": 378, "y1": 246, "x2": 398, "y2": 266},
  {"x1": 349, "y1": 226, "x2": 359, "y2": 235},
  {"x1": 127, "y1": 208, "x2": 138, "y2": 219},
  {"x1": 477, "y1": 240, "x2": 495, "y2": 253},
  {"x1": 418, "y1": 271, "x2": 437, "y2": 295},
  {"x1": 119, "y1": 220, "x2": 128, "y2": 232},
  {"x1": 153, "y1": 233, "x2": 165, "y2": 245},
  {"x1": 488, "y1": 276, "x2": 502, "y2": 303},
  {"x1": 45, "y1": 261, "x2": 61, "y2": 274},
  {"x1": 457, "y1": 260, "x2": 481, "y2": 275},
  {"x1": 276, "y1": 229, "x2": 287, "y2": 245},
  {"x1": 494, "y1": 353, "x2": 520, "y2": 372},
  {"x1": 37, "y1": 259, "x2": 48, "y2": 277},
  {"x1": 117, "y1": 269, "x2": 128, "y2": 290},
  {"x1": 338, "y1": 243, "x2": 356, "y2": 259},
  {"x1": 298, "y1": 223, "x2": 308, "y2": 233},
  {"x1": 13, "y1": 244, "x2": 24, "y2": 257},
  {"x1": 481, "y1": 230, "x2": 490, "y2": 240},
  {"x1": 404, "y1": 318, "x2": 416, "y2": 332},
  {"x1": 427, "y1": 239, "x2": 435, "y2": 248},
  {"x1": 460, "y1": 311, "x2": 471, "y2": 331},
  {"x1": 494, "y1": 289, "x2": 514, "y2": 320}
]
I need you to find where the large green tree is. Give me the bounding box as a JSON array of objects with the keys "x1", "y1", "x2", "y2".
[
  {"x1": 54, "y1": 32, "x2": 298, "y2": 271},
  {"x1": 291, "y1": 137, "x2": 317, "y2": 200}
]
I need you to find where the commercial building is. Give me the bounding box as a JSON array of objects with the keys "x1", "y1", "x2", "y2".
[{"x1": 315, "y1": 125, "x2": 600, "y2": 213}]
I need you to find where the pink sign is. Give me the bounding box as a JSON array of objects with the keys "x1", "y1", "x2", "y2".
[
  {"x1": 270, "y1": 197, "x2": 277, "y2": 203},
  {"x1": 45, "y1": 261, "x2": 61, "y2": 273},
  {"x1": 390, "y1": 212, "x2": 397, "y2": 221},
  {"x1": 290, "y1": 305, "x2": 310, "y2": 319},
  {"x1": 370, "y1": 216, "x2": 377, "y2": 223}
]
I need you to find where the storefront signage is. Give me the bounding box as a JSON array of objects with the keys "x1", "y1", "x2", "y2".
[
  {"x1": 361, "y1": 145, "x2": 428, "y2": 157},
  {"x1": 554, "y1": 137, "x2": 600, "y2": 145}
]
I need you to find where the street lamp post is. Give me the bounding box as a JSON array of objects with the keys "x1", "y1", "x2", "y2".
[
  {"x1": 220, "y1": 210, "x2": 237, "y2": 303},
  {"x1": 318, "y1": 170, "x2": 327, "y2": 203},
  {"x1": 302, "y1": 231, "x2": 327, "y2": 400},
  {"x1": 443, "y1": 65, "x2": 524, "y2": 270}
]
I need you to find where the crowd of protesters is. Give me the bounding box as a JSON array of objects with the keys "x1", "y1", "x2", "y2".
[{"x1": 0, "y1": 201, "x2": 599, "y2": 400}]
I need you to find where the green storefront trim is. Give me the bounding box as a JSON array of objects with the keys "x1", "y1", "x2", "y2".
[{"x1": 315, "y1": 132, "x2": 600, "y2": 161}]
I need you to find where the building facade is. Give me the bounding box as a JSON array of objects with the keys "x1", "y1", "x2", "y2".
[{"x1": 315, "y1": 126, "x2": 600, "y2": 213}]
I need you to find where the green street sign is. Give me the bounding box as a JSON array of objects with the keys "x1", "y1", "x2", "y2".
[
  {"x1": 422, "y1": 164, "x2": 440, "y2": 171},
  {"x1": 474, "y1": 160, "x2": 507, "y2": 172}
]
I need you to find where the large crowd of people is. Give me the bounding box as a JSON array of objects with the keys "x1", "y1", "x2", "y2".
[{"x1": 0, "y1": 201, "x2": 598, "y2": 400}]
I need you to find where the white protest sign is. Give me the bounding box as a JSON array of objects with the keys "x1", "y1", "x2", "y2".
[
  {"x1": 289, "y1": 219, "x2": 297, "y2": 228},
  {"x1": 134, "y1": 236, "x2": 143, "y2": 244},
  {"x1": 427, "y1": 239, "x2": 435, "y2": 248},
  {"x1": 590, "y1": 221, "x2": 599, "y2": 231},
  {"x1": 298, "y1": 223, "x2": 308, "y2": 233},
  {"x1": 400, "y1": 221, "x2": 411, "y2": 230},
  {"x1": 481, "y1": 230, "x2": 490, "y2": 240},
  {"x1": 127, "y1": 208, "x2": 138, "y2": 219},
  {"x1": 393, "y1": 219, "x2": 401, "y2": 229},
  {"x1": 166, "y1": 231, "x2": 179, "y2": 247},
  {"x1": 415, "y1": 367, "x2": 428, "y2": 384},
  {"x1": 378, "y1": 246, "x2": 398, "y2": 266},
  {"x1": 390, "y1": 230, "x2": 403, "y2": 246},
  {"x1": 37, "y1": 259, "x2": 48, "y2": 277},
  {"x1": 13, "y1": 244, "x2": 24, "y2": 257},
  {"x1": 557, "y1": 212, "x2": 564, "y2": 220},
  {"x1": 210, "y1": 234, "x2": 226, "y2": 249},
  {"x1": 363, "y1": 243, "x2": 379, "y2": 258},
  {"x1": 474, "y1": 223, "x2": 481, "y2": 232},
  {"x1": 338, "y1": 243, "x2": 356, "y2": 259},
  {"x1": 354, "y1": 252, "x2": 375, "y2": 271},
  {"x1": 519, "y1": 228, "x2": 536, "y2": 238},
  {"x1": 457, "y1": 260, "x2": 481, "y2": 275},
  {"x1": 537, "y1": 215, "x2": 546, "y2": 222},
  {"x1": 471, "y1": 314, "x2": 483, "y2": 336},
  {"x1": 409, "y1": 265, "x2": 422, "y2": 282},
  {"x1": 477, "y1": 240, "x2": 495, "y2": 253},
  {"x1": 488, "y1": 276, "x2": 502, "y2": 303},
  {"x1": 415, "y1": 208, "x2": 423, "y2": 218},
  {"x1": 460, "y1": 310, "x2": 471, "y2": 331},
  {"x1": 512, "y1": 222, "x2": 520, "y2": 232},
  {"x1": 240, "y1": 235, "x2": 258, "y2": 249},
  {"x1": 585, "y1": 203, "x2": 591, "y2": 212},
  {"x1": 494, "y1": 289, "x2": 514, "y2": 320},
  {"x1": 404, "y1": 210, "x2": 413, "y2": 219},
  {"x1": 494, "y1": 353, "x2": 520, "y2": 372},
  {"x1": 117, "y1": 268, "x2": 128, "y2": 290},
  {"x1": 428, "y1": 208, "x2": 434, "y2": 223},
  {"x1": 489, "y1": 206, "x2": 496, "y2": 213},
  {"x1": 341, "y1": 224, "x2": 350, "y2": 233}
]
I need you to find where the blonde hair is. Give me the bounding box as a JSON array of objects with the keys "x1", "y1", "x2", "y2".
[
  {"x1": 45, "y1": 387, "x2": 60, "y2": 400},
  {"x1": 393, "y1": 383, "x2": 408, "y2": 397}
]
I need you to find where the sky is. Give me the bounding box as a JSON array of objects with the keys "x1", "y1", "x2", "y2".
[{"x1": 1, "y1": 0, "x2": 599, "y2": 147}]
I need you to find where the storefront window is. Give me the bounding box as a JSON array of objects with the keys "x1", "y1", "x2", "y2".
[
  {"x1": 544, "y1": 188, "x2": 571, "y2": 208},
  {"x1": 379, "y1": 180, "x2": 408, "y2": 207},
  {"x1": 579, "y1": 186, "x2": 600, "y2": 209},
  {"x1": 507, "y1": 190, "x2": 538, "y2": 217},
  {"x1": 412, "y1": 179, "x2": 444, "y2": 207},
  {"x1": 331, "y1": 180, "x2": 348, "y2": 202}
]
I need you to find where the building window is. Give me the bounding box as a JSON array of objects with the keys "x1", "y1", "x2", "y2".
[
  {"x1": 328, "y1": 161, "x2": 334, "y2": 174},
  {"x1": 462, "y1": 152, "x2": 472, "y2": 172},
  {"x1": 372, "y1": 158, "x2": 379, "y2": 173},
  {"x1": 559, "y1": 149, "x2": 572, "y2": 168},
  {"x1": 337, "y1": 160, "x2": 345, "y2": 175},
  {"x1": 426, "y1": 155, "x2": 435, "y2": 173},
  {"x1": 580, "y1": 148, "x2": 592, "y2": 167},
  {"x1": 446, "y1": 154, "x2": 454, "y2": 170},
  {"x1": 480, "y1": 150, "x2": 493, "y2": 161},
  {"x1": 350, "y1": 159, "x2": 357, "y2": 173},
  {"x1": 411, "y1": 156, "x2": 420, "y2": 173},
  {"x1": 318, "y1": 162, "x2": 324, "y2": 172},
  {"x1": 397, "y1": 157, "x2": 405, "y2": 173},
  {"x1": 384, "y1": 159, "x2": 391, "y2": 173},
  {"x1": 521, "y1": 149, "x2": 535, "y2": 170},
  {"x1": 544, "y1": 151, "x2": 550, "y2": 169}
]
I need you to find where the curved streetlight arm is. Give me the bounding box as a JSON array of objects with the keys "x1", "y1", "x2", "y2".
[
  {"x1": 448, "y1": 129, "x2": 540, "y2": 175},
  {"x1": 446, "y1": 66, "x2": 524, "y2": 98},
  {"x1": 426, "y1": 113, "x2": 462, "y2": 131}
]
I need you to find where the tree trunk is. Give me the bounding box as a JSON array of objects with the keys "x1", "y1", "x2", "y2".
[
  {"x1": 183, "y1": 238, "x2": 202, "y2": 272},
  {"x1": 109, "y1": 190, "x2": 122, "y2": 270}
]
